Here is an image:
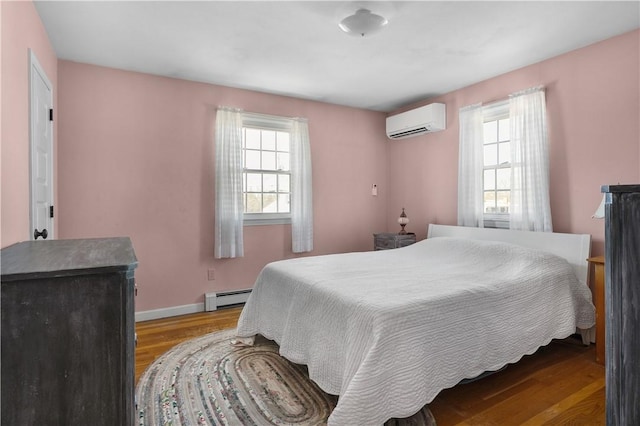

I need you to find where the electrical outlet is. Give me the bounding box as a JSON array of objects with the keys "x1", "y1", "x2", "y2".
[{"x1": 207, "y1": 269, "x2": 216, "y2": 281}]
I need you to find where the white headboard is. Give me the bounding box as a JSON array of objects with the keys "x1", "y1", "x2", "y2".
[{"x1": 427, "y1": 224, "x2": 591, "y2": 285}]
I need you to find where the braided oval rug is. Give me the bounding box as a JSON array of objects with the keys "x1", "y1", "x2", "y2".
[{"x1": 136, "y1": 328, "x2": 437, "y2": 426}]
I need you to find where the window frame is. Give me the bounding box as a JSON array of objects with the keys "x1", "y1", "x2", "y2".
[
  {"x1": 482, "y1": 101, "x2": 511, "y2": 229},
  {"x1": 241, "y1": 113, "x2": 293, "y2": 226}
]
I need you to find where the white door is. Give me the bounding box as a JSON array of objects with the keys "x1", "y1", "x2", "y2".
[{"x1": 29, "y1": 50, "x2": 54, "y2": 240}]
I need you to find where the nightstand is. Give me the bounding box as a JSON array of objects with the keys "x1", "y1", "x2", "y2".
[
  {"x1": 587, "y1": 255, "x2": 605, "y2": 365},
  {"x1": 373, "y1": 233, "x2": 416, "y2": 250}
]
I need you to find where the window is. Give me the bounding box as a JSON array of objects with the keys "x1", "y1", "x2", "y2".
[
  {"x1": 242, "y1": 114, "x2": 293, "y2": 225},
  {"x1": 458, "y1": 87, "x2": 550, "y2": 232},
  {"x1": 215, "y1": 107, "x2": 313, "y2": 256},
  {"x1": 482, "y1": 102, "x2": 510, "y2": 228}
]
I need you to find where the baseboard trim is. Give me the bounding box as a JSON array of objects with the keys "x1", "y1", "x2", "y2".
[{"x1": 135, "y1": 303, "x2": 204, "y2": 322}]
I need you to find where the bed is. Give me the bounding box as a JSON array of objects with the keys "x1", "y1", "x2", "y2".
[{"x1": 235, "y1": 224, "x2": 596, "y2": 425}]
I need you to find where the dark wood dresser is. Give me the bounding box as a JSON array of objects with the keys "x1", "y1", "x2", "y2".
[
  {"x1": 602, "y1": 184, "x2": 639, "y2": 426},
  {"x1": 1, "y1": 237, "x2": 138, "y2": 426},
  {"x1": 373, "y1": 232, "x2": 416, "y2": 250}
]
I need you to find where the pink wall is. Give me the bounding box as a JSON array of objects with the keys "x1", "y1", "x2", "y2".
[
  {"x1": 7, "y1": 5, "x2": 637, "y2": 312},
  {"x1": 57, "y1": 61, "x2": 389, "y2": 311},
  {"x1": 1, "y1": 1, "x2": 58, "y2": 248},
  {"x1": 387, "y1": 29, "x2": 640, "y2": 256}
]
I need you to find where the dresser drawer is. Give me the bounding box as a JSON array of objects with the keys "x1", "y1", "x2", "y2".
[
  {"x1": 397, "y1": 238, "x2": 416, "y2": 248},
  {"x1": 375, "y1": 237, "x2": 396, "y2": 250}
]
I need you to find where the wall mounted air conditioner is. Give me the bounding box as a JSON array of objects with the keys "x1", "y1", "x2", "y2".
[{"x1": 386, "y1": 103, "x2": 446, "y2": 140}]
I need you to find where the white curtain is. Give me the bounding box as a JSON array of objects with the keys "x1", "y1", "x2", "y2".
[
  {"x1": 509, "y1": 87, "x2": 553, "y2": 232},
  {"x1": 457, "y1": 103, "x2": 485, "y2": 227},
  {"x1": 214, "y1": 107, "x2": 244, "y2": 258},
  {"x1": 290, "y1": 119, "x2": 313, "y2": 253}
]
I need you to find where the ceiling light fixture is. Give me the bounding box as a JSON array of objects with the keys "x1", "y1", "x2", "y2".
[{"x1": 338, "y1": 8, "x2": 388, "y2": 37}]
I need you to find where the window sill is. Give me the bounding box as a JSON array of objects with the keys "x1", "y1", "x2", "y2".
[{"x1": 244, "y1": 216, "x2": 291, "y2": 226}]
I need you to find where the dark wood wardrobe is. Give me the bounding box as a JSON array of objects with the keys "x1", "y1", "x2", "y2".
[{"x1": 602, "y1": 184, "x2": 639, "y2": 426}]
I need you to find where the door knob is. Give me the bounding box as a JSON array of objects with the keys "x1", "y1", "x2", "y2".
[{"x1": 34, "y1": 228, "x2": 48, "y2": 240}]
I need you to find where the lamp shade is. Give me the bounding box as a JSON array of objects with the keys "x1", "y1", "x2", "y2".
[
  {"x1": 338, "y1": 9, "x2": 388, "y2": 37},
  {"x1": 592, "y1": 194, "x2": 606, "y2": 219},
  {"x1": 397, "y1": 216, "x2": 409, "y2": 225}
]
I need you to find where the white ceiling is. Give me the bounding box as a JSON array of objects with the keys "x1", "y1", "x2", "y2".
[{"x1": 35, "y1": 1, "x2": 639, "y2": 112}]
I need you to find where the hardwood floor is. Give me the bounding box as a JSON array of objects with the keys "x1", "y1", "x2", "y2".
[{"x1": 135, "y1": 307, "x2": 605, "y2": 425}]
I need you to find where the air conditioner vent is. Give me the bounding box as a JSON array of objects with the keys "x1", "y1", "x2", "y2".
[
  {"x1": 386, "y1": 103, "x2": 446, "y2": 140},
  {"x1": 388, "y1": 126, "x2": 431, "y2": 139}
]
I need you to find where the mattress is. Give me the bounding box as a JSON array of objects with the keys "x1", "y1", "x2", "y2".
[{"x1": 235, "y1": 236, "x2": 595, "y2": 425}]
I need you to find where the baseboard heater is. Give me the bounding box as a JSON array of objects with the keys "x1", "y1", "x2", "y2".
[{"x1": 205, "y1": 289, "x2": 251, "y2": 311}]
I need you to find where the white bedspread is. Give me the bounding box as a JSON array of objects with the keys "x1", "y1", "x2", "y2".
[{"x1": 236, "y1": 237, "x2": 595, "y2": 425}]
